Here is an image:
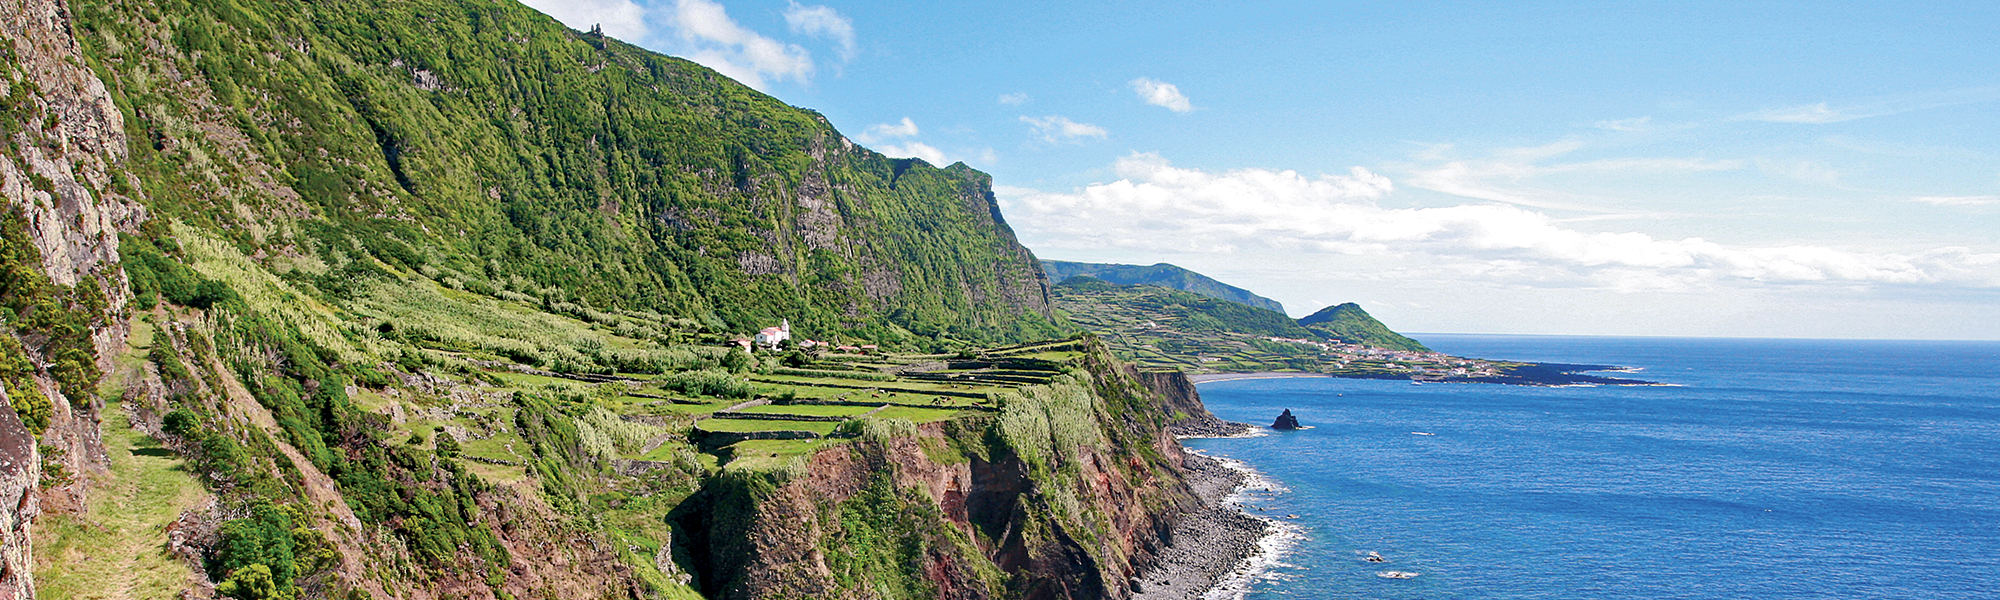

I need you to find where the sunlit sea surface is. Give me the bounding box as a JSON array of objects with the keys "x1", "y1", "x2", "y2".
[{"x1": 1185, "y1": 335, "x2": 2000, "y2": 599}]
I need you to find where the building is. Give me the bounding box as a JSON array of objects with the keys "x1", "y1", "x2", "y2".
[{"x1": 754, "y1": 319, "x2": 792, "y2": 348}]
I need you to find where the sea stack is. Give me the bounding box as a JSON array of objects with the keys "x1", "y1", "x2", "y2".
[{"x1": 1272, "y1": 409, "x2": 1302, "y2": 430}]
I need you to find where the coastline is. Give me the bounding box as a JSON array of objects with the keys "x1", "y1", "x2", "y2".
[
  {"x1": 1134, "y1": 433, "x2": 1298, "y2": 600},
  {"x1": 1186, "y1": 372, "x2": 1332, "y2": 385}
]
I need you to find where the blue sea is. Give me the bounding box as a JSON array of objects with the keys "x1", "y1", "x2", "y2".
[{"x1": 1184, "y1": 335, "x2": 2000, "y2": 599}]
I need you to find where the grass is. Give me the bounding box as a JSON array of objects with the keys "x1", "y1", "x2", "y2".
[
  {"x1": 865, "y1": 406, "x2": 960, "y2": 423},
  {"x1": 721, "y1": 439, "x2": 842, "y2": 472},
  {"x1": 696, "y1": 418, "x2": 840, "y2": 435},
  {"x1": 739, "y1": 404, "x2": 879, "y2": 417},
  {"x1": 34, "y1": 400, "x2": 208, "y2": 600}
]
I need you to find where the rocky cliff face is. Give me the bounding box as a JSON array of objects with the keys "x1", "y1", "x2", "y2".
[
  {"x1": 0, "y1": 1, "x2": 1219, "y2": 598},
  {"x1": 0, "y1": 401, "x2": 38, "y2": 600},
  {"x1": 667, "y1": 344, "x2": 1204, "y2": 600},
  {"x1": 2, "y1": 0, "x2": 148, "y2": 593}
]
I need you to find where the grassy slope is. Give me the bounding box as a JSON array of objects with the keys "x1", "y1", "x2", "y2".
[
  {"x1": 1042, "y1": 261, "x2": 1286, "y2": 313},
  {"x1": 1051, "y1": 278, "x2": 1448, "y2": 374},
  {"x1": 72, "y1": 0, "x2": 1057, "y2": 350},
  {"x1": 33, "y1": 402, "x2": 208, "y2": 600},
  {"x1": 34, "y1": 321, "x2": 208, "y2": 600},
  {"x1": 1298, "y1": 302, "x2": 1430, "y2": 352}
]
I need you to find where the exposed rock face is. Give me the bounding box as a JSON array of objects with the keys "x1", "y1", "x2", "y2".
[
  {"x1": 1137, "y1": 371, "x2": 1252, "y2": 438},
  {"x1": 2, "y1": 0, "x2": 147, "y2": 592},
  {"x1": 0, "y1": 394, "x2": 38, "y2": 600},
  {"x1": 1271, "y1": 409, "x2": 1300, "y2": 431},
  {"x1": 677, "y1": 353, "x2": 1206, "y2": 600}
]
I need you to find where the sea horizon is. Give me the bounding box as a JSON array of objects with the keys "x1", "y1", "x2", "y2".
[{"x1": 1186, "y1": 335, "x2": 2000, "y2": 599}]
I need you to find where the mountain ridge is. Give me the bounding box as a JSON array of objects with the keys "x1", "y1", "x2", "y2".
[{"x1": 1041, "y1": 259, "x2": 1286, "y2": 314}]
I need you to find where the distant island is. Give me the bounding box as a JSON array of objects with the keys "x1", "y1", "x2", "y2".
[{"x1": 1049, "y1": 275, "x2": 1656, "y2": 386}]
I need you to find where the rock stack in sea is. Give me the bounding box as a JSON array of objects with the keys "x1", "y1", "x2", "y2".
[{"x1": 1272, "y1": 409, "x2": 1301, "y2": 430}]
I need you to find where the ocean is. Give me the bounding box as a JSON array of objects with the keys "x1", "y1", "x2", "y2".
[{"x1": 1184, "y1": 335, "x2": 2000, "y2": 599}]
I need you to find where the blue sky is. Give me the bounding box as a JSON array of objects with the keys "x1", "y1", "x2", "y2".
[{"x1": 520, "y1": 0, "x2": 2000, "y2": 340}]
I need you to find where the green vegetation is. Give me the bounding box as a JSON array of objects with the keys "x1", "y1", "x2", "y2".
[
  {"x1": 70, "y1": 0, "x2": 1059, "y2": 352},
  {"x1": 32, "y1": 401, "x2": 209, "y2": 600},
  {"x1": 1051, "y1": 278, "x2": 1483, "y2": 378},
  {"x1": 1299, "y1": 302, "x2": 1430, "y2": 352},
  {"x1": 1042, "y1": 260, "x2": 1286, "y2": 313}
]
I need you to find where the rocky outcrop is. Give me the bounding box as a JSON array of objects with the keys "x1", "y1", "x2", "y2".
[
  {"x1": 2, "y1": 0, "x2": 147, "y2": 593},
  {"x1": 1136, "y1": 371, "x2": 1252, "y2": 438},
  {"x1": 0, "y1": 392, "x2": 39, "y2": 600},
  {"x1": 1271, "y1": 409, "x2": 1300, "y2": 431}
]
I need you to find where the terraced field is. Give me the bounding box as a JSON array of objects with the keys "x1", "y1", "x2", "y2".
[{"x1": 399, "y1": 336, "x2": 1092, "y2": 480}]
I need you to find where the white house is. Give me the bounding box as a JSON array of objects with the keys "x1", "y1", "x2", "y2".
[{"x1": 754, "y1": 319, "x2": 791, "y2": 348}]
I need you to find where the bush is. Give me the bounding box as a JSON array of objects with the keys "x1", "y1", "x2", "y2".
[{"x1": 658, "y1": 368, "x2": 751, "y2": 399}]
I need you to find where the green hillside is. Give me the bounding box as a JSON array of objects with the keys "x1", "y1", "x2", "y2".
[
  {"x1": 1042, "y1": 260, "x2": 1286, "y2": 313},
  {"x1": 1299, "y1": 303, "x2": 1431, "y2": 352},
  {"x1": 1, "y1": 0, "x2": 1218, "y2": 598},
  {"x1": 1050, "y1": 277, "x2": 1463, "y2": 377},
  {"x1": 75, "y1": 0, "x2": 1057, "y2": 349}
]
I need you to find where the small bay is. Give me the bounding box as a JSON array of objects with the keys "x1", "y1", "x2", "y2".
[{"x1": 1187, "y1": 335, "x2": 2000, "y2": 599}]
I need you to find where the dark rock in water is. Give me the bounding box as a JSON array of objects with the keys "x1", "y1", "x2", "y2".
[{"x1": 1272, "y1": 408, "x2": 1301, "y2": 430}]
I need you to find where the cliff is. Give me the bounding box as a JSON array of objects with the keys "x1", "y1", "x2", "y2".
[
  {"x1": 672, "y1": 340, "x2": 1201, "y2": 600},
  {"x1": 0, "y1": 0, "x2": 1228, "y2": 598}
]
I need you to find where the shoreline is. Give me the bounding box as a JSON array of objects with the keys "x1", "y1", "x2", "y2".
[
  {"x1": 1186, "y1": 363, "x2": 1658, "y2": 387},
  {"x1": 1186, "y1": 372, "x2": 1332, "y2": 385},
  {"x1": 1133, "y1": 433, "x2": 1296, "y2": 600}
]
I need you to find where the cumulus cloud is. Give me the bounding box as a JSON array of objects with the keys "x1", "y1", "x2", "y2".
[
  {"x1": 784, "y1": 1, "x2": 857, "y2": 62},
  {"x1": 1129, "y1": 77, "x2": 1194, "y2": 113},
  {"x1": 1000, "y1": 154, "x2": 2000, "y2": 292},
  {"x1": 876, "y1": 141, "x2": 950, "y2": 166},
  {"x1": 998, "y1": 92, "x2": 1030, "y2": 106},
  {"x1": 1020, "y1": 115, "x2": 1108, "y2": 144},
  {"x1": 667, "y1": 0, "x2": 815, "y2": 89},
  {"x1": 855, "y1": 117, "x2": 919, "y2": 143},
  {"x1": 518, "y1": 0, "x2": 649, "y2": 40}
]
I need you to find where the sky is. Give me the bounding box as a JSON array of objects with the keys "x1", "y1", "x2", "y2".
[{"x1": 518, "y1": 0, "x2": 2000, "y2": 340}]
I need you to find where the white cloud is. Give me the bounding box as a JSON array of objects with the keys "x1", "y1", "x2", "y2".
[
  {"x1": 855, "y1": 117, "x2": 919, "y2": 143},
  {"x1": 1747, "y1": 102, "x2": 1852, "y2": 124},
  {"x1": 1911, "y1": 195, "x2": 2000, "y2": 206},
  {"x1": 1739, "y1": 86, "x2": 2000, "y2": 125},
  {"x1": 998, "y1": 92, "x2": 1030, "y2": 106},
  {"x1": 1403, "y1": 141, "x2": 1744, "y2": 212},
  {"x1": 877, "y1": 141, "x2": 950, "y2": 166},
  {"x1": 1020, "y1": 115, "x2": 1108, "y2": 144},
  {"x1": 518, "y1": 0, "x2": 649, "y2": 40},
  {"x1": 784, "y1": 1, "x2": 857, "y2": 63},
  {"x1": 1129, "y1": 77, "x2": 1194, "y2": 113},
  {"x1": 1593, "y1": 116, "x2": 1651, "y2": 132},
  {"x1": 668, "y1": 0, "x2": 815, "y2": 89},
  {"x1": 1000, "y1": 154, "x2": 2000, "y2": 292}
]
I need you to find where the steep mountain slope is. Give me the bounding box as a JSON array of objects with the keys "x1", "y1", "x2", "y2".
[
  {"x1": 74, "y1": 0, "x2": 1058, "y2": 349},
  {"x1": 1, "y1": 0, "x2": 1234, "y2": 599},
  {"x1": 1298, "y1": 303, "x2": 1429, "y2": 352},
  {"x1": 1041, "y1": 260, "x2": 1284, "y2": 314}
]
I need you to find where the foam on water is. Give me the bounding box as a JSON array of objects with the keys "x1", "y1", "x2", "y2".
[
  {"x1": 1189, "y1": 452, "x2": 1305, "y2": 600},
  {"x1": 1186, "y1": 335, "x2": 2000, "y2": 599}
]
